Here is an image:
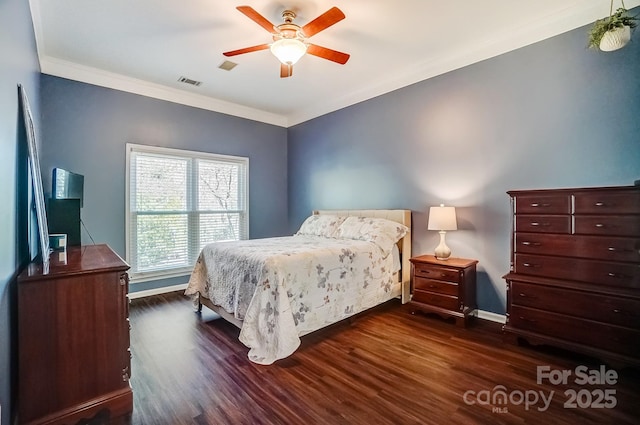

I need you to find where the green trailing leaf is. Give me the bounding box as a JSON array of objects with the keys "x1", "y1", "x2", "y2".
[{"x1": 588, "y1": 7, "x2": 638, "y2": 49}]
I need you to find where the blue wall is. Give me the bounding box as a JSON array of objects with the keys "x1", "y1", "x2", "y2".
[
  {"x1": 39, "y1": 76, "x2": 289, "y2": 292},
  {"x1": 288, "y1": 17, "x2": 640, "y2": 314},
  {"x1": 0, "y1": 0, "x2": 41, "y2": 422}
]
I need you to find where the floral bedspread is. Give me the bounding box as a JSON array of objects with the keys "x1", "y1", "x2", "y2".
[{"x1": 185, "y1": 235, "x2": 400, "y2": 365}]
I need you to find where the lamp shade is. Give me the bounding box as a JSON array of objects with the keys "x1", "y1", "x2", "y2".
[
  {"x1": 427, "y1": 205, "x2": 457, "y2": 231},
  {"x1": 270, "y1": 38, "x2": 307, "y2": 65}
]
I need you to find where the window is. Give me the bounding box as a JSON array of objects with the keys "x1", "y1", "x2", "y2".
[{"x1": 126, "y1": 144, "x2": 248, "y2": 282}]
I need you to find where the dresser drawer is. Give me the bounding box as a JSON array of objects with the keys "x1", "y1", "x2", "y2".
[
  {"x1": 515, "y1": 215, "x2": 571, "y2": 234},
  {"x1": 509, "y1": 305, "x2": 640, "y2": 358},
  {"x1": 414, "y1": 277, "x2": 458, "y2": 296},
  {"x1": 574, "y1": 190, "x2": 640, "y2": 214},
  {"x1": 412, "y1": 290, "x2": 459, "y2": 311},
  {"x1": 510, "y1": 280, "x2": 640, "y2": 328},
  {"x1": 575, "y1": 215, "x2": 640, "y2": 237},
  {"x1": 413, "y1": 264, "x2": 460, "y2": 282},
  {"x1": 514, "y1": 254, "x2": 640, "y2": 288},
  {"x1": 515, "y1": 232, "x2": 640, "y2": 263},
  {"x1": 514, "y1": 194, "x2": 570, "y2": 214}
]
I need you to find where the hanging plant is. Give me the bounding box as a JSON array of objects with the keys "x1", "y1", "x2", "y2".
[{"x1": 588, "y1": 1, "x2": 637, "y2": 51}]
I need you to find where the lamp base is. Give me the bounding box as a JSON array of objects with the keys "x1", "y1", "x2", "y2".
[{"x1": 434, "y1": 231, "x2": 452, "y2": 260}]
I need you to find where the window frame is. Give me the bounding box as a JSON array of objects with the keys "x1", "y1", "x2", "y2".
[{"x1": 125, "y1": 143, "x2": 249, "y2": 283}]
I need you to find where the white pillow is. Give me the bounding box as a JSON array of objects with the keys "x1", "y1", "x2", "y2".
[
  {"x1": 295, "y1": 215, "x2": 346, "y2": 238},
  {"x1": 336, "y1": 216, "x2": 409, "y2": 256}
]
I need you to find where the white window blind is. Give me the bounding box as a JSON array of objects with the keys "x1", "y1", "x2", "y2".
[{"x1": 126, "y1": 144, "x2": 248, "y2": 282}]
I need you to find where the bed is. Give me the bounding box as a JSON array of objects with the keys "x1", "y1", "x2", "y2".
[{"x1": 185, "y1": 209, "x2": 412, "y2": 364}]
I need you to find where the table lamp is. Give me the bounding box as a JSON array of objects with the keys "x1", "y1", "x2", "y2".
[{"x1": 428, "y1": 204, "x2": 457, "y2": 260}]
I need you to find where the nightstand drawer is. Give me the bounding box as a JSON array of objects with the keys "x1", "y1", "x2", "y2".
[
  {"x1": 412, "y1": 290, "x2": 459, "y2": 311},
  {"x1": 413, "y1": 264, "x2": 460, "y2": 282},
  {"x1": 414, "y1": 277, "x2": 458, "y2": 296},
  {"x1": 409, "y1": 255, "x2": 477, "y2": 327}
]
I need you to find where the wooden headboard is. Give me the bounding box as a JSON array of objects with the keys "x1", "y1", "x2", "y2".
[{"x1": 313, "y1": 209, "x2": 412, "y2": 303}]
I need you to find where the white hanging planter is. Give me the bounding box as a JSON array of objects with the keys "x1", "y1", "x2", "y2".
[{"x1": 599, "y1": 25, "x2": 632, "y2": 51}]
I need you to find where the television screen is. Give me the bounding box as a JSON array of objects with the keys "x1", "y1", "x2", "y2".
[{"x1": 52, "y1": 168, "x2": 84, "y2": 207}]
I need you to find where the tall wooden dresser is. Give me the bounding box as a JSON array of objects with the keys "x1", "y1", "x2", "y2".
[
  {"x1": 18, "y1": 244, "x2": 133, "y2": 424},
  {"x1": 503, "y1": 185, "x2": 640, "y2": 367}
]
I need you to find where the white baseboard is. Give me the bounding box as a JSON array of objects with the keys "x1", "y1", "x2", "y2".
[
  {"x1": 475, "y1": 309, "x2": 507, "y2": 324},
  {"x1": 128, "y1": 283, "x2": 188, "y2": 300}
]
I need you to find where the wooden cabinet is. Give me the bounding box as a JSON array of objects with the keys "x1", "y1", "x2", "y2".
[
  {"x1": 503, "y1": 185, "x2": 640, "y2": 367},
  {"x1": 409, "y1": 255, "x2": 478, "y2": 327},
  {"x1": 18, "y1": 244, "x2": 133, "y2": 424}
]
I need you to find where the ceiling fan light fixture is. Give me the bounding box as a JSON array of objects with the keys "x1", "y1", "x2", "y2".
[{"x1": 270, "y1": 38, "x2": 307, "y2": 65}]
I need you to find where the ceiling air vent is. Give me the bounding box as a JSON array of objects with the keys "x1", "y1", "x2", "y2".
[
  {"x1": 178, "y1": 76, "x2": 202, "y2": 86},
  {"x1": 218, "y1": 60, "x2": 238, "y2": 71}
]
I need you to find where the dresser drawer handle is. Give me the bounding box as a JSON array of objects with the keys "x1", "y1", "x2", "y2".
[
  {"x1": 519, "y1": 316, "x2": 537, "y2": 323},
  {"x1": 522, "y1": 263, "x2": 540, "y2": 268},
  {"x1": 521, "y1": 241, "x2": 541, "y2": 246},
  {"x1": 518, "y1": 293, "x2": 537, "y2": 299},
  {"x1": 611, "y1": 309, "x2": 638, "y2": 318},
  {"x1": 530, "y1": 203, "x2": 551, "y2": 207},
  {"x1": 607, "y1": 247, "x2": 633, "y2": 253},
  {"x1": 529, "y1": 222, "x2": 550, "y2": 227},
  {"x1": 595, "y1": 223, "x2": 605, "y2": 228},
  {"x1": 594, "y1": 202, "x2": 605, "y2": 207},
  {"x1": 607, "y1": 272, "x2": 626, "y2": 278}
]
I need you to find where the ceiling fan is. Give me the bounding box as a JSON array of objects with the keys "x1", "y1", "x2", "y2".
[{"x1": 223, "y1": 5, "x2": 350, "y2": 78}]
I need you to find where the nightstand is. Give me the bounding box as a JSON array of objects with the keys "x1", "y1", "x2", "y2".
[{"x1": 409, "y1": 255, "x2": 478, "y2": 327}]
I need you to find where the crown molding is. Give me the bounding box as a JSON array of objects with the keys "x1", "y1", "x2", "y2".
[
  {"x1": 39, "y1": 56, "x2": 288, "y2": 127},
  {"x1": 287, "y1": 1, "x2": 638, "y2": 126},
  {"x1": 30, "y1": 0, "x2": 640, "y2": 128}
]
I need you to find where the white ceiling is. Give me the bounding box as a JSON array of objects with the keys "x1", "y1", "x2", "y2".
[{"x1": 29, "y1": 0, "x2": 639, "y2": 127}]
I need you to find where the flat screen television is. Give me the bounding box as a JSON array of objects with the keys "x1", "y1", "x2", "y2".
[{"x1": 52, "y1": 168, "x2": 84, "y2": 207}]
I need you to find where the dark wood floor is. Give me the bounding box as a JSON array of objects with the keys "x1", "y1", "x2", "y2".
[{"x1": 114, "y1": 291, "x2": 640, "y2": 425}]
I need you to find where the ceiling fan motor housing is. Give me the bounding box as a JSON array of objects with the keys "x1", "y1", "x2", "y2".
[{"x1": 274, "y1": 11, "x2": 306, "y2": 41}]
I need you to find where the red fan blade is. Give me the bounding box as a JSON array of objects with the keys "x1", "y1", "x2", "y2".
[
  {"x1": 302, "y1": 7, "x2": 345, "y2": 37},
  {"x1": 306, "y1": 44, "x2": 350, "y2": 64},
  {"x1": 223, "y1": 44, "x2": 270, "y2": 57},
  {"x1": 237, "y1": 6, "x2": 276, "y2": 33},
  {"x1": 280, "y1": 63, "x2": 293, "y2": 78}
]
